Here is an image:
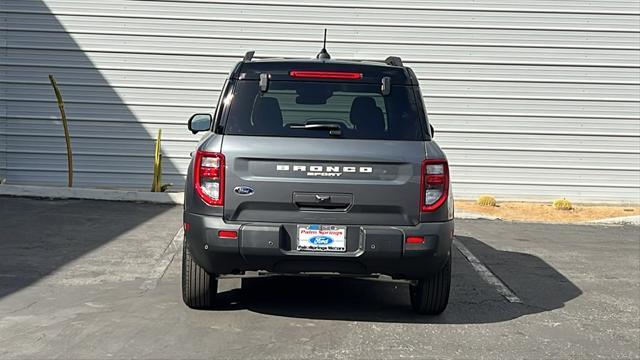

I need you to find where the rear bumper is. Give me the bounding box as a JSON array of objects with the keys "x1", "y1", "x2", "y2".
[{"x1": 184, "y1": 212, "x2": 454, "y2": 280}]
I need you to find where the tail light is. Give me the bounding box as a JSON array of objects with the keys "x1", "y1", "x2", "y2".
[
  {"x1": 194, "y1": 151, "x2": 224, "y2": 206},
  {"x1": 420, "y1": 159, "x2": 449, "y2": 212}
]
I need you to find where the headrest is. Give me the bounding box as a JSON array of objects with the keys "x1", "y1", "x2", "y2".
[
  {"x1": 350, "y1": 96, "x2": 385, "y2": 136},
  {"x1": 252, "y1": 97, "x2": 283, "y2": 133}
]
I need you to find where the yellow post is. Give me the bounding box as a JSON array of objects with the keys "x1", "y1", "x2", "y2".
[{"x1": 48, "y1": 75, "x2": 73, "y2": 187}]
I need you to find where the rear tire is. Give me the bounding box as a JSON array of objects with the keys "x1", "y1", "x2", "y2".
[
  {"x1": 182, "y1": 240, "x2": 218, "y2": 309},
  {"x1": 409, "y1": 253, "x2": 451, "y2": 315}
]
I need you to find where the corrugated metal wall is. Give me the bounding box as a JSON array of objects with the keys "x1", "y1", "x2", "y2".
[{"x1": 1, "y1": 0, "x2": 639, "y2": 202}]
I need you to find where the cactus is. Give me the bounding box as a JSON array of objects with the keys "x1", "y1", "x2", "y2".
[
  {"x1": 476, "y1": 195, "x2": 497, "y2": 207},
  {"x1": 151, "y1": 129, "x2": 162, "y2": 192},
  {"x1": 553, "y1": 198, "x2": 573, "y2": 210},
  {"x1": 49, "y1": 75, "x2": 73, "y2": 187}
]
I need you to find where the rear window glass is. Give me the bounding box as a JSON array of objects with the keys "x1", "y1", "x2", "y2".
[{"x1": 223, "y1": 80, "x2": 425, "y2": 140}]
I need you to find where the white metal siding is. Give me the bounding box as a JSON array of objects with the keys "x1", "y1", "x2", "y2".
[{"x1": 1, "y1": 0, "x2": 639, "y2": 202}]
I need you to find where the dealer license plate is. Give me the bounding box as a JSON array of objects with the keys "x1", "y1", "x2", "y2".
[{"x1": 297, "y1": 225, "x2": 347, "y2": 252}]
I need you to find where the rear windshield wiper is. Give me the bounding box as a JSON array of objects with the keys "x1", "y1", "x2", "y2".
[{"x1": 288, "y1": 122, "x2": 342, "y2": 136}]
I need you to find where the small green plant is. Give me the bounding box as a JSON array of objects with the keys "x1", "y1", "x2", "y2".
[
  {"x1": 553, "y1": 198, "x2": 573, "y2": 210},
  {"x1": 476, "y1": 195, "x2": 497, "y2": 207}
]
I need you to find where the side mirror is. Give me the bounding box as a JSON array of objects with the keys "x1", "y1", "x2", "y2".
[
  {"x1": 188, "y1": 113, "x2": 213, "y2": 134},
  {"x1": 429, "y1": 124, "x2": 435, "y2": 138}
]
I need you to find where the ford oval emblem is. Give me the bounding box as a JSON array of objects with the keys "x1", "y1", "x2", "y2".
[
  {"x1": 309, "y1": 236, "x2": 334, "y2": 245},
  {"x1": 234, "y1": 186, "x2": 254, "y2": 196}
]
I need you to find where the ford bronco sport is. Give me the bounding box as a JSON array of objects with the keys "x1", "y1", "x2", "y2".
[{"x1": 183, "y1": 50, "x2": 454, "y2": 315}]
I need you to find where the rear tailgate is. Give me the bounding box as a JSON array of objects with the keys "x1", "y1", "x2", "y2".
[{"x1": 222, "y1": 136, "x2": 425, "y2": 225}]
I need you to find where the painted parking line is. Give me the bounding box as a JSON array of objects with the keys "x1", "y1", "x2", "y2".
[
  {"x1": 454, "y1": 237, "x2": 522, "y2": 303},
  {"x1": 140, "y1": 227, "x2": 183, "y2": 292}
]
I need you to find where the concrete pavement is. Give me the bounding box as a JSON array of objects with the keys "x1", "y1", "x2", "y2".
[{"x1": 0, "y1": 197, "x2": 638, "y2": 359}]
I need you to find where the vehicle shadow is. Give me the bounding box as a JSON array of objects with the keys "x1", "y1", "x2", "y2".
[{"x1": 214, "y1": 236, "x2": 582, "y2": 324}]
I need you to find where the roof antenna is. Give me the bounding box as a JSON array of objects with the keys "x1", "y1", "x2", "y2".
[{"x1": 316, "y1": 29, "x2": 331, "y2": 60}]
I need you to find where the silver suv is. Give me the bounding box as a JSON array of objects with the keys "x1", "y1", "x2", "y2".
[{"x1": 182, "y1": 52, "x2": 454, "y2": 314}]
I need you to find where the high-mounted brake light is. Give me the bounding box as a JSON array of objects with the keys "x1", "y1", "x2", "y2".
[
  {"x1": 289, "y1": 70, "x2": 362, "y2": 80},
  {"x1": 420, "y1": 159, "x2": 449, "y2": 212},
  {"x1": 194, "y1": 151, "x2": 224, "y2": 206}
]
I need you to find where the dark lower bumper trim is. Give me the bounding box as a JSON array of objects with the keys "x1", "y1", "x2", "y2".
[{"x1": 184, "y1": 212, "x2": 453, "y2": 280}]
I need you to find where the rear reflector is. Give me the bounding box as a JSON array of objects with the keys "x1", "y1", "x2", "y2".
[
  {"x1": 218, "y1": 230, "x2": 238, "y2": 239},
  {"x1": 289, "y1": 70, "x2": 362, "y2": 80},
  {"x1": 406, "y1": 236, "x2": 425, "y2": 244}
]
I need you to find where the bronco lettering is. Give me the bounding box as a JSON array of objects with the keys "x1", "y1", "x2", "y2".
[{"x1": 276, "y1": 165, "x2": 373, "y2": 174}]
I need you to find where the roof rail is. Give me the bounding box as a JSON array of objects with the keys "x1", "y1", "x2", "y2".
[
  {"x1": 243, "y1": 51, "x2": 255, "y2": 62},
  {"x1": 384, "y1": 56, "x2": 403, "y2": 67}
]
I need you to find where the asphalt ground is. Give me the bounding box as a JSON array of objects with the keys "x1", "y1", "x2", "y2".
[{"x1": 0, "y1": 197, "x2": 638, "y2": 359}]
